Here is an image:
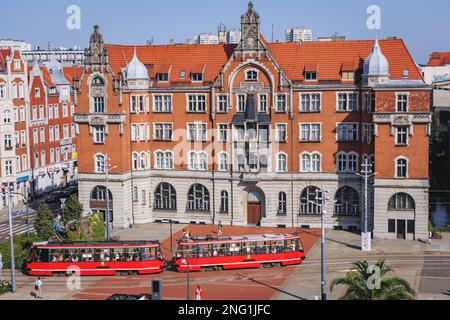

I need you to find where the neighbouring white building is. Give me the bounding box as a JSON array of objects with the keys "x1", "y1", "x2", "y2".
[{"x1": 285, "y1": 27, "x2": 312, "y2": 43}]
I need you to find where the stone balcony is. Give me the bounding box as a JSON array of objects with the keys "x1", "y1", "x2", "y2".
[{"x1": 74, "y1": 113, "x2": 127, "y2": 126}]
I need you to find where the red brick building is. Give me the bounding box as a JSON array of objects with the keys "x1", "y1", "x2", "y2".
[
  {"x1": 74, "y1": 3, "x2": 431, "y2": 240},
  {"x1": 0, "y1": 48, "x2": 79, "y2": 207}
]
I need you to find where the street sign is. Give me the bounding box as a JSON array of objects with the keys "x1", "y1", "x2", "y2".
[
  {"x1": 361, "y1": 232, "x2": 372, "y2": 252},
  {"x1": 152, "y1": 279, "x2": 162, "y2": 300}
]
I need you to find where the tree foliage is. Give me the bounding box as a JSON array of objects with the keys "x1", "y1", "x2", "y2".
[
  {"x1": 63, "y1": 194, "x2": 83, "y2": 223},
  {"x1": 0, "y1": 234, "x2": 40, "y2": 270},
  {"x1": 34, "y1": 204, "x2": 54, "y2": 241},
  {"x1": 330, "y1": 259, "x2": 416, "y2": 300}
]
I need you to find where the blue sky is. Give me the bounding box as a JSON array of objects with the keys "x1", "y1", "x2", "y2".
[{"x1": 1, "y1": 0, "x2": 448, "y2": 64}]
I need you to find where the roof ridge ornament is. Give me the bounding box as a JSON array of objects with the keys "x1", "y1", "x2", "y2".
[
  {"x1": 85, "y1": 25, "x2": 108, "y2": 66},
  {"x1": 363, "y1": 39, "x2": 390, "y2": 86},
  {"x1": 237, "y1": 1, "x2": 262, "y2": 53}
]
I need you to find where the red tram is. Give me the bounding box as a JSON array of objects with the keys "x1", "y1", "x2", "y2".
[
  {"x1": 26, "y1": 241, "x2": 165, "y2": 276},
  {"x1": 173, "y1": 233, "x2": 305, "y2": 272}
]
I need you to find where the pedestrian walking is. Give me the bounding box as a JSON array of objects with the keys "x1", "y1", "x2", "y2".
[
  {"x1": 218, "y1": 221, "x2": 223, "y2": 236},
  {"x1": 195, "y1": 285, "x2": 203, "y2": 300},
  {"x1": 34, "y1": 277, "x2": 43, "y2": 299},
  {"x1": 428, "y1": 230, "x2": 433, "y2": 245}
]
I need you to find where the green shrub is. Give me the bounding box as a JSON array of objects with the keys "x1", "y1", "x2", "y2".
[
  {"x1": 63, "y1": 195, "x2": 83, "y2": 223},
  {"x1": 35, "y1": 204, "x2": 54, "y2": 240},
  {"x1": 0, "y1": 281, "x2": 12, "y2": 295},
  {"x1": 0, "y1": 234, "x2": 41, "y2": 270}
]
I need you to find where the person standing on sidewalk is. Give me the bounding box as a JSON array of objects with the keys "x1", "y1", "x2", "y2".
[
  {"x1": 195, "y1": 285, "x2": 203, "y2": 300},
  {"x1": 34, "y1": 277, "x2": 43, "y2": 299},
  {"x1": 218, "y1": 221, "x2": 223, "y2": 236}
]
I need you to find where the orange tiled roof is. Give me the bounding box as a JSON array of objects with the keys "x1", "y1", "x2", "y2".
[
  {"x1": 63, "y1": 66, "x2": 83, "y2": 86},
  {"x1": 0, "y1": 49, "x2": 11, "y2": 72},
  {"x1": 268, "y1": 39, "x2": 423, "y2": 82},
  {"x1": 106, "y1": 44, "x2": 236, "y2": 85},
  {"x1": 27, "y1": 65, "x2": 56, "y2": 87},
  {"x1": 427, "y1": 52, "x2": 450, "y2": 67},
  {"x1": 105, "y1": 38, "x2": 422, "y2": 85}
]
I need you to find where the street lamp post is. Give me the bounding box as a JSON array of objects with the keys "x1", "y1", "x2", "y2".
[
  {"x1": 25, "y1": 185, "x2": 30, "y2": 237},
  {"x1": 6, "y1": 185, "x2": 16, "y2": 292},
  {"x1": 355, "y1": 158, "x2": 376, "y2": 252},
  {"x1": 162, "y1": 219, "x2": 174, "y2": 253},
  {"x1": 104, "y1": 154, "x2": 117, "y2": 242}
]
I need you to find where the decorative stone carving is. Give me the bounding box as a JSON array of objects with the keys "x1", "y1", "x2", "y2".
[
  {"x1": 237, "y1": 2, "x2": 262, "y2": 53},
  {"x1": 85, "y1": 25, "x2": 108, "y2": 66},
  {"x1": 393, "y1": 115, "x2": 411, "y2": 126},
  {"x1": 234, "y1": 82, "x2": 270, "y2": 94}
]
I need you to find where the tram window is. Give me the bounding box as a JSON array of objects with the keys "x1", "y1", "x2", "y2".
[
  {"x1": 285, "y1": 239, "x2": 297, "y2": 252},
  {"x1": 95, "y1": 248, "x2": 111, "y2": 262},
  {"x1": 64, "y1": 249, "x2": 81, "y2": 262},
  {"x1": 141, "y1": 247, "x2": 155, "y2": 261},
  {"x1": 297, "y1": 239, "x2": 303, "y2": 252},
  {"x1": 126, "y1": 248, "x2": 141, "y2": 261},
  {"x1": 227, "y1": 242, "x2": 241, "y2": 256},
  {"x1": 34, "y1": 249, "x2": 49, "y2": 262},
  {"x1": 50, "y1": 249, "x2": 65, "y2": 262},
  {"x1": 110, "y1": 248, "x2": 127, "y2": 261},
  {"x1": 197, "y1": 244, "x2": 210, "y2": 258},
  {"x1": 270, "y1": 240, "x2": 284, "y2": 253},
  {"x1": 242, "y1": 241, "x2": 256, "y2": 255},
  {"x1": 80, "y1": 248, "x2": 95, "y2": 262},
  {"x1": 256, "y1": 241, "x2": 271, "y2": 254},
  {"x1": 183, "y1": 245, "x2": 197, "y2": 258}
]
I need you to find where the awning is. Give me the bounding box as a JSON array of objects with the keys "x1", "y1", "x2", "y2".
[{"x1": 16, "y1": 175, "x2": 29, "y2": 182}]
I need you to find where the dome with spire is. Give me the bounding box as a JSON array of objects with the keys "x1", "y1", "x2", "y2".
[
  {"x1": 363, "y1": 40, "x2": 390, "y2": 77},
  {"x1": 125, "y1": 50, "x2": 149, "y2": 81}
]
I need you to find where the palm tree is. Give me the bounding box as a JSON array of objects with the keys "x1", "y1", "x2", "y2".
[{"x1": 330, "y1": 259, "x2": 416, "y2": 300}]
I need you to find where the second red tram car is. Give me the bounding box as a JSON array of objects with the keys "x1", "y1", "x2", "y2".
[{"x1": 173, "y1": 234, "x2": 305, "y2": 272}]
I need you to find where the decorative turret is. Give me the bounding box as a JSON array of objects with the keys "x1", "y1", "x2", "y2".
[
  {"x1": 125, "y1": 49, "x2": 149, "y2": 81},
  {"x1": 363, "y1": 40, "x2": 390, "y2": 86},
  {"x1": 85, "y1": 25, "x2": 108, "y2": 66}
]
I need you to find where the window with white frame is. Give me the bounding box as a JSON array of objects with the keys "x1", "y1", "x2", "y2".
[
  {"x1": 4, "y1": 134, "x2": 12, "y2": 150},
  {"x1": 95, "y1": 154, "x2": 106, "y2": 173},
  {"x1": 18, "y1": 83, "x2": 24, "y2": 99},
  {"x1": 132, "y1": 153, "x2": 138, "y2": 170},
  {"x1": 300, "y1": 152, "x2": 321, "y2": 172},
  {"x1": 337, "y1": 92, "x2": 358, "y2": 111},
  {"x1": 191, "y1": 73, "x2": 203, "y2": 82},
  {"x1": 154, "y1": 123, "x2": 172, "y2": 141},
  {"x1": 94, "y1": 126, "x2": 105, "y2": 144},
  {"x1": 154, "y1": 151, "x2": 173, "y2": 170},
  {"x1": 139, "y1": 152, "x2": 148, "y2": 170},
  {"x1": 276, "y1": 124, "x2": 287, "y2": 143},
  {"x1": 277, "y1": 153, "x2": 288, "y2": 172},
  {"x1": 13, "y1": 108, "x2": 18, "y2": 122},
  {"x1": 277, "y1": 94, "x2": 287, "y2": 113},
  {"x1": 14, "y1": 60, "x2": 20, "y2": 70},
  {"x1": 259, "y1": 94, "x2": 267, "y2": 113},
  {"x1": 153, "y1": 95, "x2": 172, "y2": 113},
  {"x1": 62, "y1": 104, "x2": 68, "y2": 118},
  {"x1": 139, "y1": 123, "x2": 146, "y2": 141},
  {"x1": 55, "y1": 126, "x2": 60, "y2": 141},
  {"x1": 156, "y1": 73, "x2": 169, "y2": 82},
  {"x1": 220, "y1": 191, "x2": 229, "y2": 213},
  {"x1": 362, "y1": 124, "x2": 375, "y2": 144},
  {"x1": 12, "y1": 83, "x2": 18, "y2": 99},
  {"x1": 21, "y1": 155, "x2": 27, "y2": 171},
  {"x1": 40, "y1": 128, "x2": 45, "y2": 143},
  {"x1": 363, "y1": 92, "x2": 376, "y2": 113},
  {"x1": 63, "y1": 124, "x2": 69, "y2": 139},
  {"x1": 396, "y1": 157, "x2": 408, "y2": 178},
  {"x1": 41, "y1": 151, "x2": 46, "y2": 167},
  {"x1": 336, "y1": 152, "x2": 358, "y2": 173},
  {"x1": 5, "y1": 160, "x2": 13, "y2": 176},
  {"x1": 396, "y1": 126, "x2": 409, "y2": 146},
  {"x1": 217, "y1": 95, "x2": 228, "y2": 113},
  {"x1": 218, "y1": 152, "x2": 229, "y2": 171},
  {"x1": 39, "y1": 105, "x2": 44, "y2": 119},
  {"x1": 131, "y1": 124, "x2": 137, "y2": 141},
  {"x1": 188, "y1": 123, "x2": 207, "y2": 142},
  {"x1": 55, "y1": 148, "x2": 60, "y2": 162},
  {"x1": 300, "y1": 123, "x2": 321, "y2": 142},
  {"x1": 71, "y1": 124, "x2": 76, "y2": 137},
  {"x1": 47, "y1": 105, "x2": 53, "y2": 119},
  {"x1": 246, "y1": 70, "x2": 258, "y2": 81},
  {"x1": 93, "y1": 97, "x2": 105, "y2": 113},
  {"x1": 300, "y1": 93, "x2": 321, "y2": 112},
  {"x1": 218, "y1": 124, "x2": 228, "y2": 142},
  {"x1": 337, "y1": 123, "x2": 359, "y2": 142},
  {"x1": 187, "y1": 94, "x2": 206, "y2": 113},
  {"x1": 19, "y1": 107, "x2": 25, "y2": 122},
  {"x1": 131, "y1": 95, "x2": 146, "y2": 113},
  {"x1": 34, "y1": 152, "x2": 39, "y2": 168},
  {"x1": 33, "y1": 129, "x2": 38, "y2": 144},
  {"x1": 50, "y1": 149, "x2": 55, "y2": 164},
  {"x1": 14, "y1": 132, "x2": 19, "y2": 148},
  {"x1": 305, "y1": 71, "x2": 317, "y2": 81},
  {"x1": 3, "y1": 110, "x2": 11, "y2": 123},
  {"x1": 396, "y1": 93, "x2": 408, "y2": 112},
  {"x1": 237, "y1": 94, "x2": 246, "y2": 112},
  {"x1": 188, "y1": 151, "x2": 208, "y2": 171},
  {"x1": 278, "y1": 192, "x2": 287, "y2": 215},
  {"x1": 20, "y1": 130, "x2": 26, "y2": 146},
  {"x1": 32, "y1": 106, "x2": 37, "y2": 120},
  {"x1": 54, "y1": 105, "x2": 59, "y2": 118}
]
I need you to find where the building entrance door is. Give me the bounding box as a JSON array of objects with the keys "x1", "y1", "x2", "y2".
[
  {"x1": 247, "y1": 203, "x2": 262, "y2": 225},
  {"x1": 397, "y1": 220, "x2": 406, "y2": 240}
]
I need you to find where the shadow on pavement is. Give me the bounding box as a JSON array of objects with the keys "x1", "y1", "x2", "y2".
[
  {"x1": 235, "y1": 273, "x2": 307, "y2": 300},
  {"x1": 299, "y1": 229, "x2": 362, "y2": 251}
]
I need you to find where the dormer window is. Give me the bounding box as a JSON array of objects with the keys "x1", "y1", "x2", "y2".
[
  {"x1": 402, "y1": 69, "x2": 409, "y2": 78},
  {"x1": 49, "y1": 88, "x2": 56, "y2": 94},
  {"x1": 342, "y1": 71, "x2": 354, "y2": 81},
  {"x1": 14, "y1": 60, "x2": 20, "y2": 71},
  {"x1": 305, "y1": 71, "x2": 317, "y2": 81},
  {"x1": 180, "y1": 71, "x2": 186, "y2": 79},
  {"x1": 157, "y1": 73, "x2": 169, "y2": 82},
  {"x1": 191, "y1": 73, "x2": 203, "y2": 82},
  {"x1": 246, "y1": 70, "x2": 258, "y2": 81},
  {"x1": 35, "y1": 88, "x2": 40, "y2": 97}
]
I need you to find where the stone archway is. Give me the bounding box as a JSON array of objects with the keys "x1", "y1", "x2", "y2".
[{"x1": 90, "y1": 186, "x2": 113, "y2": 224}]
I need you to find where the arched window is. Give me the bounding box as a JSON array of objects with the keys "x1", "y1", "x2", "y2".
[
  {"x1": 132, "y1": 153, "x2": 138, "y2": 170},
  {"x1": 299, "y1": 186, "x2": 322, "y2": 215},
  {"x1": 165, "y1": 152, "x2": 173, "y2": 169},
  {"x1": 34, "y1": 152, "x2": 39, "y2": 169},
  {"x1": 278, "y1": 192, "x2": 287, "y2": 215},
  {"x1": 188, "y1": 152, "x2": 197, "y2": 170},
  {"x1": 334, "y1": 187, "x2": 360, "y2": 216},
  {"x1": 18, "y1": 82, "x2": 24, "y2": 99},
  {"x1": 140, "y1": 152, "x2": 147, "y2": 169},
  {"x1": 336, "y1": 153, "x2": 346, "y2": 172},
  {"x1": 277, "y1": 153, "x2": 287, "y2": 172},
  {"x1": 95, "y1": 154, "x2": 106, "y2": 173},
  {"x1": 198, "y1": 152, "x2": 208, "y2": 171},
  {"x1": 220, "y1": 190, "x2": 229, "y2": 213},
  {"x1": 396, "y1": 157, "x2": 408, "y2": 178},
  {"x1": 41, "y1": 151, "x2": 46, "y2": 167},
  {"x1": 219, "y1": 152, "x2": 229, "y2": 172},
  {"x1": 91, "y1": 186, "x2": 112, "y2": 202},
  {"x1": 154, "y1": 183, "x2": 176, "y2": 210},
  {"x1": 3, "y1": 110, "x2": 11, "y2": 123},
  {"x1": 388, "y1": 193, "x2": 415, "y2": 211},
  {"x1": 187, "y1": 184, "x2": 210, "y2": 212},
  {"x1": 91, "y1": 76, "x2": 105, "y2": 113},
  {"x1": 91, "y1": 76, "x2": 105, "y2": 86},
  {"x1": 301, "y1": 152, "x2": 321, "y2": 172},
  {"x1": 11, "y1": 83, "x2": 18, "y2": 99},
  {"x1": 348, "y1": 153, "x2": 358, "y2": 172},
  {"x1": 155, "y1": 151, "x2": 164, "y2": 169}
]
